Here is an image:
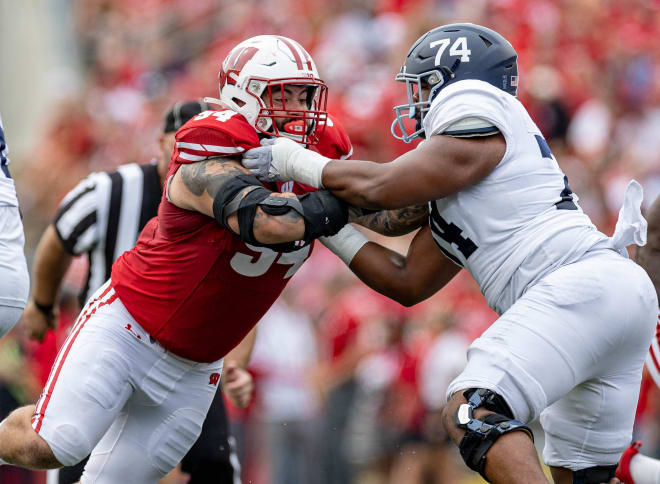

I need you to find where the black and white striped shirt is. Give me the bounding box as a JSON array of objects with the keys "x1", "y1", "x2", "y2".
[{"x1": 54, "y1": 162, "x2": 162, "y2": 307}]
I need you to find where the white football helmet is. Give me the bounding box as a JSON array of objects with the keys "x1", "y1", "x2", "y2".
[{"x1": 218, "y1": 35, "x2": 328, "y2": 145}]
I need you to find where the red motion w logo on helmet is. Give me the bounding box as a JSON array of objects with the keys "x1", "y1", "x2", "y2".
[{"x1": 219, "y1": 46, "x2": 259, "y2": 87}]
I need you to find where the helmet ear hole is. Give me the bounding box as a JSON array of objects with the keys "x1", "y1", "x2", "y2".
[{"x1": 233, "y1": 98, "x2": 246, "y2": 107}]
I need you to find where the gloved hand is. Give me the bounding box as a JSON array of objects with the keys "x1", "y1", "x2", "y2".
[
  {"x1": 242, "y1": 137, "x2": 297, "y2": 182},
  {"x1": 242, "y1": 136, "x2": 330, "y2": 188}
]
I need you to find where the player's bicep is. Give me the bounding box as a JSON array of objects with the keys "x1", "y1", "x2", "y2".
[
  {"x1": 168, "y1": 156, "x2": 248, "y2": 217},
  {"x1": 324, "y1": 134, "x2": 505, "y2": 209},
  {"x1": 170, "y1": 157, "x2": 308, "y2": 243},
  {"x1": 384, "y1": 133, "x2": 505, "y2": 204}
]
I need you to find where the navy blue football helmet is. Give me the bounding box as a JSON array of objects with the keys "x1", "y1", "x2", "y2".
[{"x1": 391, "y1": 23, "x2": 518, "y2": 143}]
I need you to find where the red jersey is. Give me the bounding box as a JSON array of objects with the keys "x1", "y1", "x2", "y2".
[{"x1": 111, "y1": 109, "x2": 351, "y2": 362}]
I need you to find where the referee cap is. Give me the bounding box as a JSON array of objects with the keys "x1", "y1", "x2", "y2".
[{"x1": 163, "y1": 100, "x2": 210, "y2": 133}]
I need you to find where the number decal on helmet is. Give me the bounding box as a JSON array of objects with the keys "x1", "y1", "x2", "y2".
[
  {"x1": 430, "y1": 37, "x2": 472, "y2": 65},
  {"x1": 430, "y1": 39, "x2": 451, "y2": 66}
]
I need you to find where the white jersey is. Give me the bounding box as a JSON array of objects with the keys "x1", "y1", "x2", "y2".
[
  {"x1": 0, "y1": 113, "x2": 19, "y2": 206},
  {"x1": 423, "y1": 80, "x2": 629, "y2": 314}
]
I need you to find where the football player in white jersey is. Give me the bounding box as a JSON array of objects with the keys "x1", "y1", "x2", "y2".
[
  {"x1": 242, "y1": 23, "x2": 657, "y2": 484},
  {"x1": 0, "y1": 112, "x2": 29, "y2": 337}
]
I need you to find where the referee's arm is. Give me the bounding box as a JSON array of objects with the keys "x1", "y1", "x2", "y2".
[{"x1": 21, "y1": 176, "x2": 100, "y2": 341}]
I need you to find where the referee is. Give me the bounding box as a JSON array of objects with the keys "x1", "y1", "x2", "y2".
[{"x1": 20, "y1": 101, "x2": 251, "y2": 484}]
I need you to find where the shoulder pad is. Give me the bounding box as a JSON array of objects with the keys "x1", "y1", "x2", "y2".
[
  {"x1": 314, "y1": 113, "x2": 353, "y2": 160},
  {"x1": 174, "y1": 110, "x2": 260, "y2": 164}
]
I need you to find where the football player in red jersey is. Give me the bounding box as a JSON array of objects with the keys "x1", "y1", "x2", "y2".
[{"x1": 0, "y1": 35, "x2": 427, "y2": 482}]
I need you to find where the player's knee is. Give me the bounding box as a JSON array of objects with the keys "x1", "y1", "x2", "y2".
[
  {"x1": 44, "y1": 423, "x2": 92, "y2": 467},
  {"x1": 441, "y1": 394, "x2": 463, "y2": 443},
  {"x1": 22, "y1": 436, "x2": 63, "y2": 469},
  {"x1": 0, "y1": 407, "x2": 65, "y2": 468},
  {"x1": 445, "y1": 388, "x2": 534, "y2": 481}
]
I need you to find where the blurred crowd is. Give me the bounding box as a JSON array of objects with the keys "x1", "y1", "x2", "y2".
[{"x1": 3, "y1": 0, "x2": 660, "y2": 483}]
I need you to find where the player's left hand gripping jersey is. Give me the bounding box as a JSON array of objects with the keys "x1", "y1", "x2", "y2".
[
  {"x1": 112, "y1": 110, "x2": 352, "y2": 362},
  {"x1": 423, "y1": 80, "x2": 646, "y2": 314}
]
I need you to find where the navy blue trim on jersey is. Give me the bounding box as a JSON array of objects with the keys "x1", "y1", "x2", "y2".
[
  {"x1": 444, "y1": 126, "x2": 500, "y2": 136},
  {"x1": 1, "y1": 164, "x2": 10, "y2": 178},
  {"x1": 534, "y1": 135, "x2": 553, "y2": 160},
  {"x1": 429, "y1": 202, "x2": 479, "y2": 267},
  {"x1": 555, "y1": 175, "x2": 577, "y2": 211}
]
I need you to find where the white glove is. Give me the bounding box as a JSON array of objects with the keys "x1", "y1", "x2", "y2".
[{"x1": 242, "y1": 137, "x2": 331, "y2": 188}]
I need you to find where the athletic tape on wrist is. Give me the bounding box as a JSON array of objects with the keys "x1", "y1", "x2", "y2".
[
  {"x1": 319, "y1": 225, "x2": 368, "y2": 265},
  {"x1": 282, "y1": 146, "x2": 330, "y2": 188}
]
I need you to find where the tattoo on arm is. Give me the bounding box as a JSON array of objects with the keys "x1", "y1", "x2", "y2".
[
  {"x1": 252, "y1": 204, "x2": 304, "y2": 235},
  {"x1": 179, "y1": 157, "x2": 305, "y2": 238},
  {"x1": 179, "y1": 156, "x2": 248, "y2": 198},
  {"x1": 350, "y1": 204, "x2": 429, "y2": 236}
]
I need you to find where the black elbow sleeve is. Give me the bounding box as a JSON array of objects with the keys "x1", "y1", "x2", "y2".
[{"x1": 212, "y1": 176, "x2": 348, "y2": 249}]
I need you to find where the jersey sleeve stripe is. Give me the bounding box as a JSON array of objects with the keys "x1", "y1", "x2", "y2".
[
  {"x1": 202, "y1": 144, "x2": 245, "y2": 154},
  {"x1": 339, "y1": 147, "x2": 353, "y2": 160},
  {"x1": 178, "y1": 152, "x2": 210, "y2": 162},
  {"x1": 177, "y1": 142, "x2": 245, "y2": 154},
  {"x1": 444, "y1": 126, "x2": 500, "y2": 136},
  {"x1": 176, "y1": 142, "x2": 205, "y2": 150}
]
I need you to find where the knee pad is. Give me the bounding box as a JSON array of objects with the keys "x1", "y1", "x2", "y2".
[
  {"x1": 454, "y1": 388, "x2": 534, "y2": 482},
  {"x1": 573, "y1": 464, "x2": 617, "y2": 484}
]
